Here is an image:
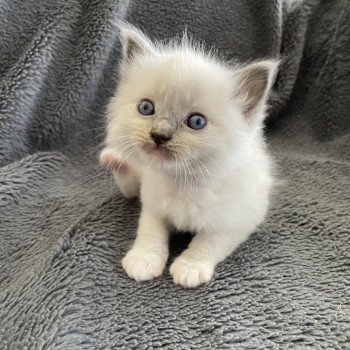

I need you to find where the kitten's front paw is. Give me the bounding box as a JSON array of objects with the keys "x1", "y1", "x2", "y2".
[
  {"x1": 99, "y1": 148, "x2": 128, "y2": 173},
  {"x1": 100, "y1": 148, "x2": 140, "y2": 198},
  {"x1": 170, "y1": 256, "x2": 214, "y2": 288},
  {"x1": 122, "y1": 248, "x2": 167, "y2": 282}
]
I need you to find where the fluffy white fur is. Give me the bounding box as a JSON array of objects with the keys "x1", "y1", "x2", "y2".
[{"x1": 100, "y1": 24, "x2": 278, "y2": 288}]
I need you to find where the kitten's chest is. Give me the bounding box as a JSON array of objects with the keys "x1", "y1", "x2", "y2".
[{"x1": 142, "y1": 173, "x2": 216, "y2": 232}]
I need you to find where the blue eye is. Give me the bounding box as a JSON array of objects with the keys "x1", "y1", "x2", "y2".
[
  {"x1": 138, "y1": 99, "x2": 155, "y2": 116},
  {"x1": 186, "y1": 114, "x2": 207, "y2": 130}
]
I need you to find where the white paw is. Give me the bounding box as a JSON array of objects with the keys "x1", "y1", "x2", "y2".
[
  {"x1": 170, "y1": 256, "x2": 215, "y2": 288},
  {"x1": 100, "y1": 148, "x2": 140, "y2": 198},
  {"x1": 99, "y1": 148, "x2": 128, "y2": 173},
  {"x1": 122, "y1": 248, "x2": 167, "y2": 282}
]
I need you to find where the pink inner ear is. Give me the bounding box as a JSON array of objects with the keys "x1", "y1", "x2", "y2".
[
  {"x1": 244, "y1": 72, "x2": 267, "y2": 116},
  {"x1": 99, "y1": 149, "x2": 128, "y2": 172},
  {"x1": 240, "y1": 69, "x2": 269, "y2": 118},
  {"x1": 233, "y1": 61, "x2": 277, "y2": 120}
]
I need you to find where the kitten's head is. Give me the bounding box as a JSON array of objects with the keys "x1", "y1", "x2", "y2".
[{"x1": 106, "y1": 24, "x2": 278, "y2": 174}]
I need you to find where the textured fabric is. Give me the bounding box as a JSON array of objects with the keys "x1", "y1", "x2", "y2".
[{"x1": 1, "y1": 0, "x2": 349, "y2": 349}]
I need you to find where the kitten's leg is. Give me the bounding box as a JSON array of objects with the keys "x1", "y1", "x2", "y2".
[
  {"x1": 99, "y1": 148, "x2": 140, "y2": 198},
  {"x1": 170, "y1": 229, "x2": 251, "y2": 288},
  {"x1": 122, "y1": 208, "x2": 169, "y2": 281}
]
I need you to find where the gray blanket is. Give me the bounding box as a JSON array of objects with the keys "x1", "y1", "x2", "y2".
[{"x1": 1, "y1": 0, "x2": 349, "y2": 348}]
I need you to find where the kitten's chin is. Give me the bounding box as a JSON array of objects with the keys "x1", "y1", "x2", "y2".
[
  {"x1": 141, "y1": 144, "x2": 172, "y2": 164},
  {"x1": 147, "y1": 147, "x2": 167, "y2": 159}
]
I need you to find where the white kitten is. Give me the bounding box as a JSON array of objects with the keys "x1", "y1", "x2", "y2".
[{"x1": 100, "y1": 24, "x2": 277, "y2": 288}]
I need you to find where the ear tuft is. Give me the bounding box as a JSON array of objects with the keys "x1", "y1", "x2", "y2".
[
  {"x1": 118, "y1": 23, "x2": 155, "y2": 63},
  {"x1": 233, "y1": 60, "x2": 278, "y2": 120}
]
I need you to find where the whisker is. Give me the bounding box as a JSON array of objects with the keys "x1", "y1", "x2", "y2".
[
  {"x1": 118, "y1": 140, "x2": 138, "y2": 152},
  {"x1": 180, "y1": 154, "x2": 191, "y2": 194},
  {"x1": 79, "y1": 105, "x2": 106, "y2": 117},
  {"x1": 111, "y1": 135, "x2": 134, "y2": 141},
  {"x1": 115, "y1": 146, "x2": 137, "y2": 176},
  {"x1": 113, "y1": 140, "x2": 140, "y2": 170},
  {"x1": 100, "y1": 32, "x2": 120, "y2": 51},
  {"x1": 174, "y1": 156, "x2": 178, "y2": 189},
  {"x1": 87, "y1": 141, "x2": 106, "y2": 157},
  {"x1": 183, "y1": 154, "x2": 196, "y2": 195},
  {"x1": 105, "y1": 138, "x2": 135, "y2": 154},
  {"x1": 195, "y1": 148, "x2": 230, "y2": 181},
  {"x1": 76, "y1": 128, "x2": 106, "y2": 137},
  {"x1": 194, "y1": 153, "x2": 215, "y2": 183},
  {"x1": 97, "y1": 140, "x2": 135, "y2": 170},
  {"x1": 192, "y1": 154, "x2": 206, "y2": 185},
  {"x1": 178, "y1": 155, "x2": 186, "y2": 194}
]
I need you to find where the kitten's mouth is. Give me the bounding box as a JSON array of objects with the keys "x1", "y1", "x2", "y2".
[{"x1": 143, "y1": 143, "x2": 171, "y2": 161}]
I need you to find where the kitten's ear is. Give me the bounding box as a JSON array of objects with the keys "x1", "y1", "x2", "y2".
[
  {"x1": 233, "y1": 60, "x2": 278, "y2": 121},
  {"x1": 119, "y1": 23, "x2": 155, "y2": 63}
]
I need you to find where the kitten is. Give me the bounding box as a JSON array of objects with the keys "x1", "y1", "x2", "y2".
[{"x1": 100, "y1": 24, "x2": 277, "y2": 288}]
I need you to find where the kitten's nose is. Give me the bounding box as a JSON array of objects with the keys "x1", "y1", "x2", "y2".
[{"x1": 150, "y1": 131, "x2": 171, "y2": 146}]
